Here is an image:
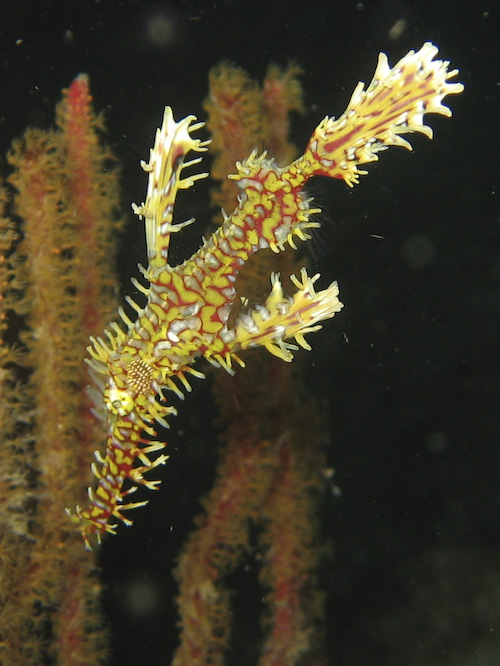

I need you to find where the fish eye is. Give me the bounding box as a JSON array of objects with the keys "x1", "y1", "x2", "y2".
[{"x1": 107, "y1": 388, "x2": 135, "y2": 416}]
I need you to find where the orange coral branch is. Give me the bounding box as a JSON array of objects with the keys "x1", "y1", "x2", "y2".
[
  {"x1": 173, "y1": 437, "x2": 277, "y2": 665},
  {"x1": 0, "y1": 74, "x2": 121, "y2": 666}
]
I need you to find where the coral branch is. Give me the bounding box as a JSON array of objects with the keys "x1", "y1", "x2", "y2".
[{"x1": 0, "y1": 74, "x2": 122, "y2": 665}]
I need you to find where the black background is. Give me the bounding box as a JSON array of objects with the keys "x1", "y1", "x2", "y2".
[{"x1": 1, "y1": 1, "x2": 499, "y2": 664}]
